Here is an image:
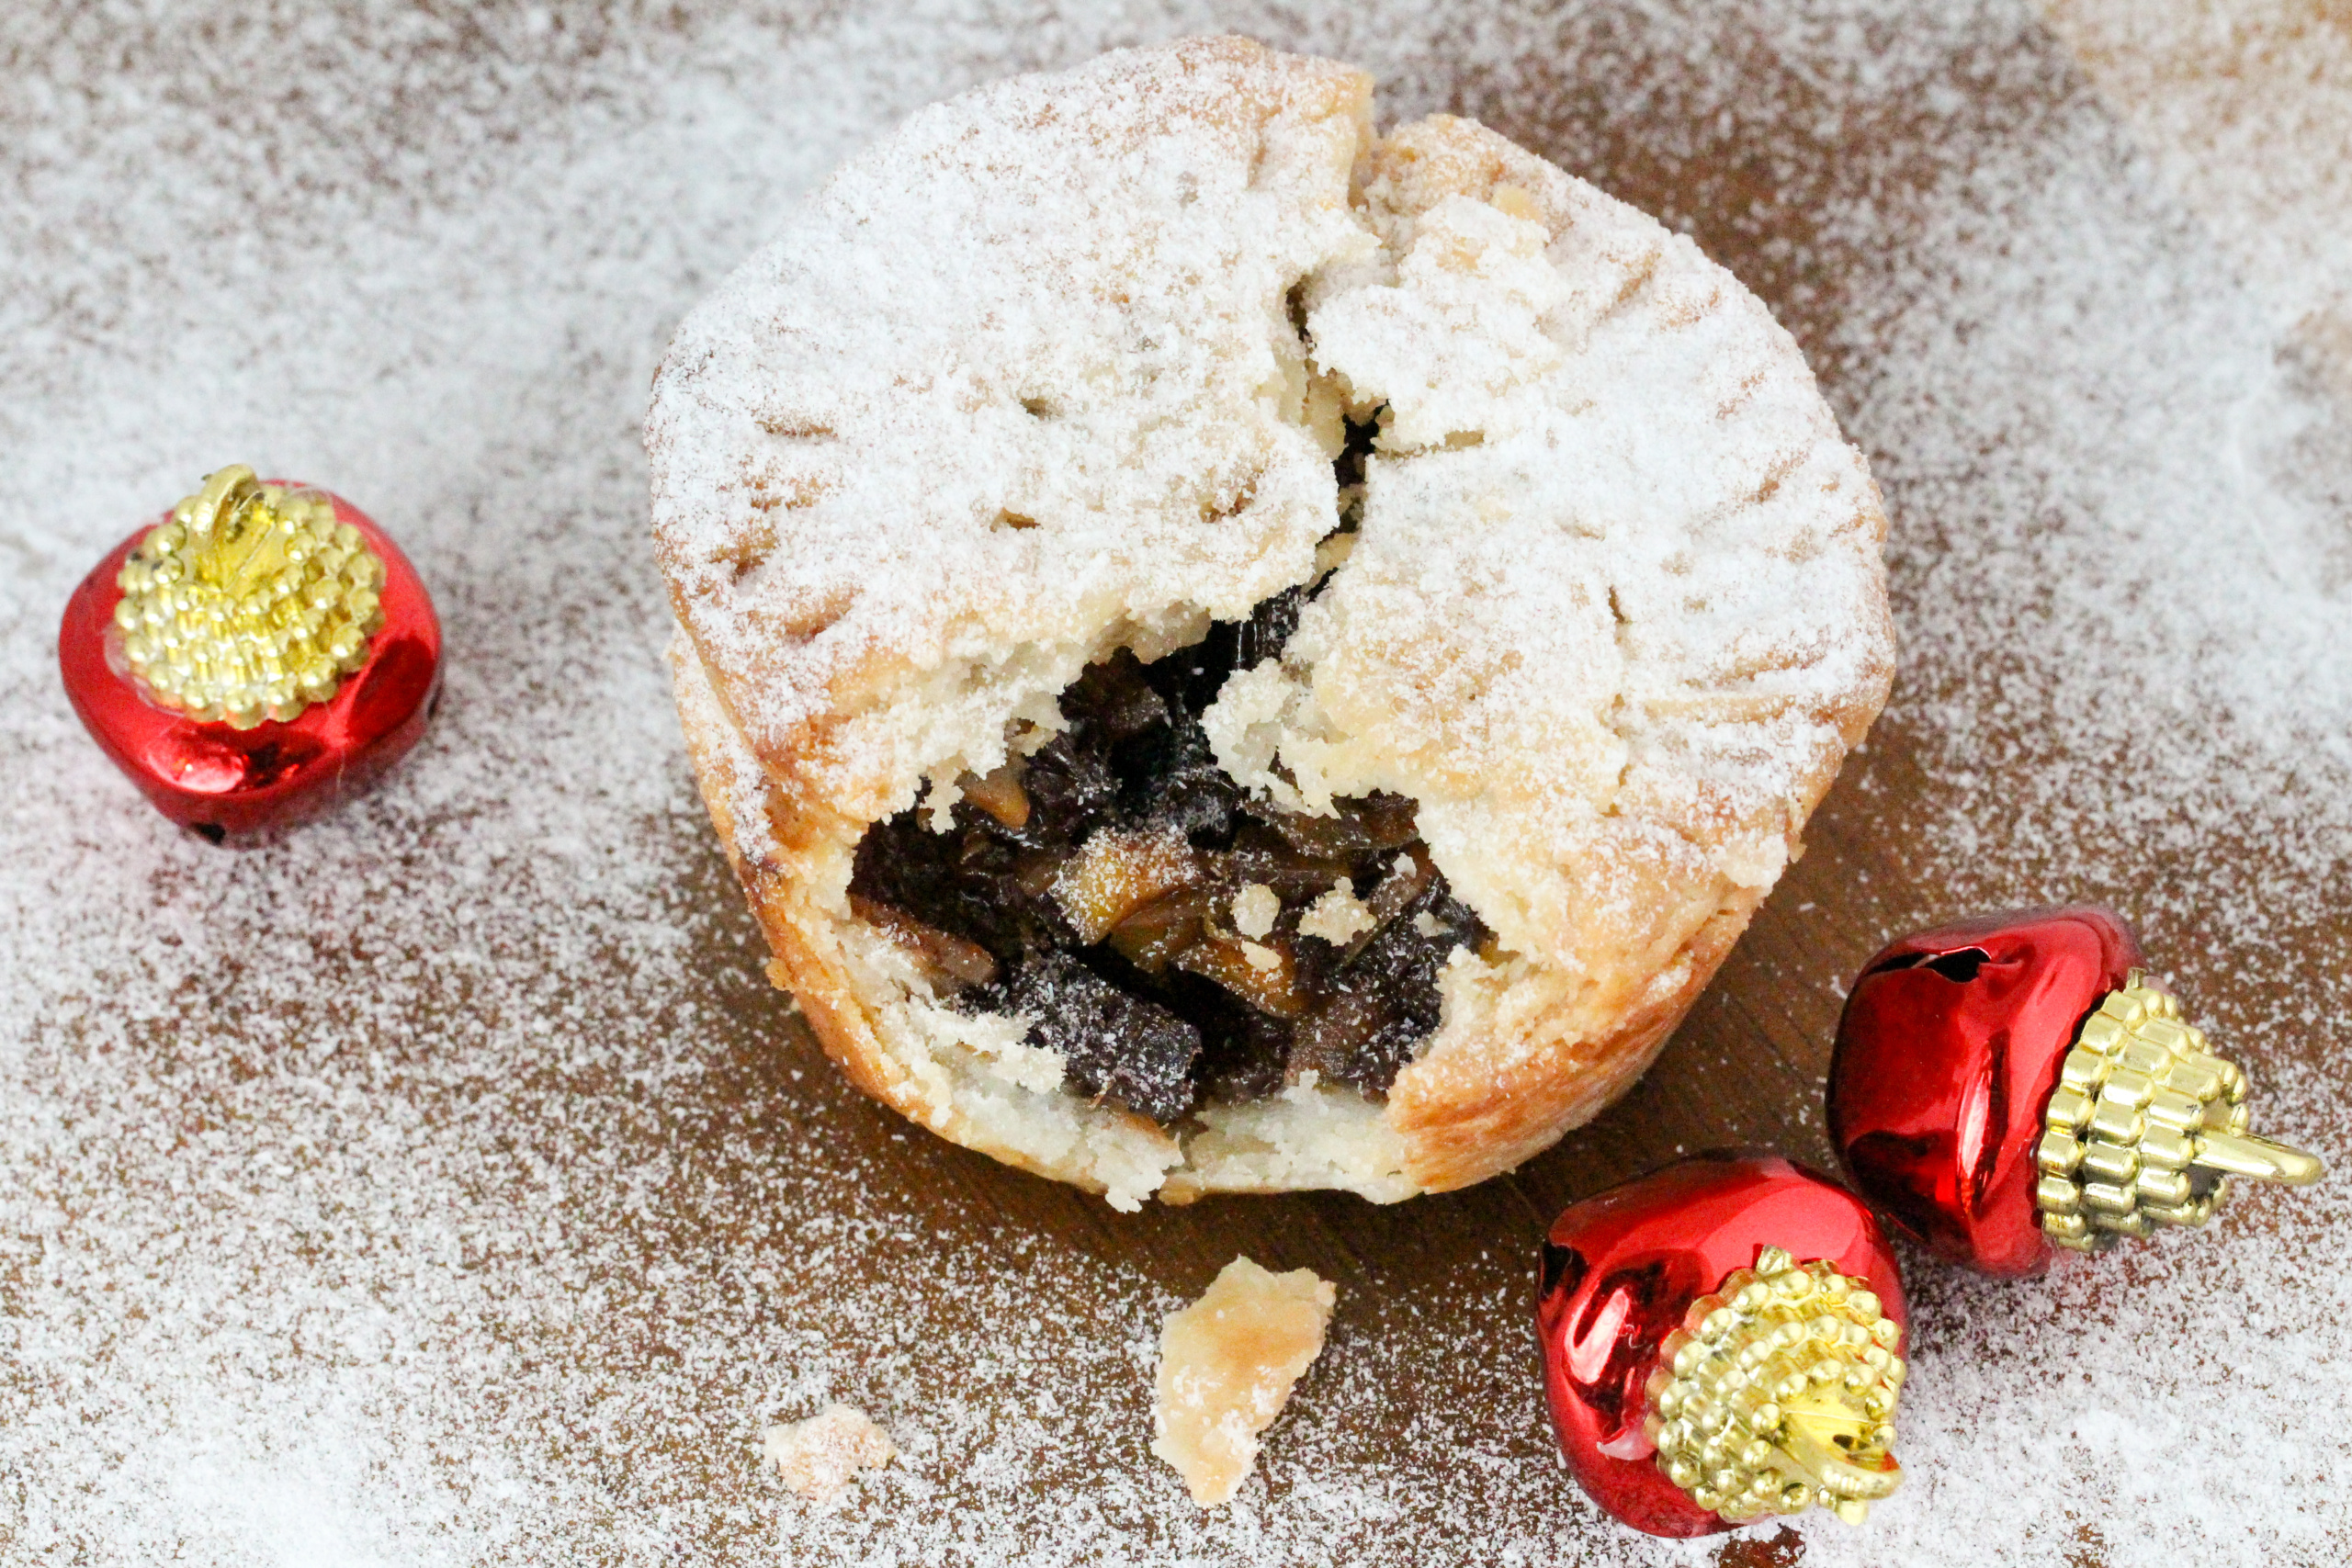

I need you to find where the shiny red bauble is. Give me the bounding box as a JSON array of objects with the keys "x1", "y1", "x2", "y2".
[
  {"x1": 1826, "y1": 906, "x2": 2139, "y2": 1277},
  {"x1": 58, "y1": 483, "x2": 441, "y2": 841},
  {"x1": 1535, "y1": 1152, "x2": 1906, "y2": 1538}
]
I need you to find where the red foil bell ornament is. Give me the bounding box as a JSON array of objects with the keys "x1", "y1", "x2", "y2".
[
  {"x1": 1536, "y1": 1152, "x2": 1909, "y2": 1538},
  {"x1": 1827, "y1": 906, "x2": 2324, "y2": 1277},
  {"x1": 58, "y1": 466, "x2": 441, "y2": 840}
]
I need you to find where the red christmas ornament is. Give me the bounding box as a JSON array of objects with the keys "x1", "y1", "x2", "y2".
[
  {"x1": 58, "y1": 466, "x2": 441, "y2": 840},
  {"x1": 1828, "y1": 906, "x2": 2324, "y2": 1277},
  {"x1": 1536, "y1": 1152, "x2": 1908, "y2": 1539}
]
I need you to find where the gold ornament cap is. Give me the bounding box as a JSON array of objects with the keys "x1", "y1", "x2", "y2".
[
  {"x1": 1643, "y1": 1247, "x2": 1906, "y2": 1528},
  {"x1": 2035, "y1": 972, "x2": 2324, "y2": 1253},
  {"x1": 110, "y1": 465, "x2": 387, "y2": 729}
]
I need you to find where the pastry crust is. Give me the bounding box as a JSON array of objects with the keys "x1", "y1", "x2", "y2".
[
  {"x1": 1151, "y1": 1257, "x2": 1337, "y2": 1506},
  {"x1": 650, "y1": 37, "x2": 1893, "y2": 1208}
]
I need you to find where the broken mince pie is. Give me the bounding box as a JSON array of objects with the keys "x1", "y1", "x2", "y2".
[{"x1": 650, "y1": 39, "x2": 1894, "y2": 1208}]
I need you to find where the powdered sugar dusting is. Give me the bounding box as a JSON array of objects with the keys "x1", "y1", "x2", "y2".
[
  {"x1": 649, "y1": 38, "x2": 1372, "y2": 809},
  {"x1": 2, "y1": 3, "x2": 2346, "y2": 1565}
]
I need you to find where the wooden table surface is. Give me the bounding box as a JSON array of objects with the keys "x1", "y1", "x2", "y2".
[{"x1": 2, "y1": 4, "x2": 2345, "y2": 1564}]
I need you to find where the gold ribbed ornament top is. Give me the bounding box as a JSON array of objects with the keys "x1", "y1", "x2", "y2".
[
  {"x1": 2034, "y1": 971, "x2": 2323, "y2": 1253},
  {"x1": 1642, "y1": 1247, "x2": 1905, "y2": 1528},
  {"x1": 111, "y1": 466, "x2": 386, "y2": 729}
]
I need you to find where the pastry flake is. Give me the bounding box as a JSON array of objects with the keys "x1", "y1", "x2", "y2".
[
  {"x1": 1151, "y1": 1256, "x2": 1338, "y2": 1507},
  {"x1": 761, "y1": 1403, "x2": 897, "y2": 1504}
]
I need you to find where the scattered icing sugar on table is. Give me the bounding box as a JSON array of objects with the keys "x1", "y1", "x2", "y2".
[{"x1": 0, "y1": 3, "x2": 2345, "y2": 1565}]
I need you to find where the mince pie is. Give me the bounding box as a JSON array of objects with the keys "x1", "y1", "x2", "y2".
[{"x1": 650, "y1": 38, "x2": 1894, "y2": 1207}]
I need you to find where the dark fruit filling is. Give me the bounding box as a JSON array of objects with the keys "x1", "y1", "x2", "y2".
[{"x1": 850, "y1": 587, "x2": 1489, "y2": 1125}]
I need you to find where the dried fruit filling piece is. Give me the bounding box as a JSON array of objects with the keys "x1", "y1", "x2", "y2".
[{"x1": 850, "y1": 592, "x2": 1488, "y2": 1125}]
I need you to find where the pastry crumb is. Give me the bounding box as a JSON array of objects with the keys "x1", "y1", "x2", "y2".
[
  {"x1": 1230, "y1": 883, "x2": 1281, "y2": 939},
  {"x1": 761, "y1": 1404, "x2": 897, "y2": 1503},
  {"x1": 1151, "y1": 1256, "x2": 1337, "y2": 1507},
  {"x1": 1298, "y1": 879, "x2": 1375, "y2": 945}
]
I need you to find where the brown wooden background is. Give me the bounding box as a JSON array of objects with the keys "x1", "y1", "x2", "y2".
[{"x1": 4, "y1": 3, "x2": 2346, "y2": 1564}]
